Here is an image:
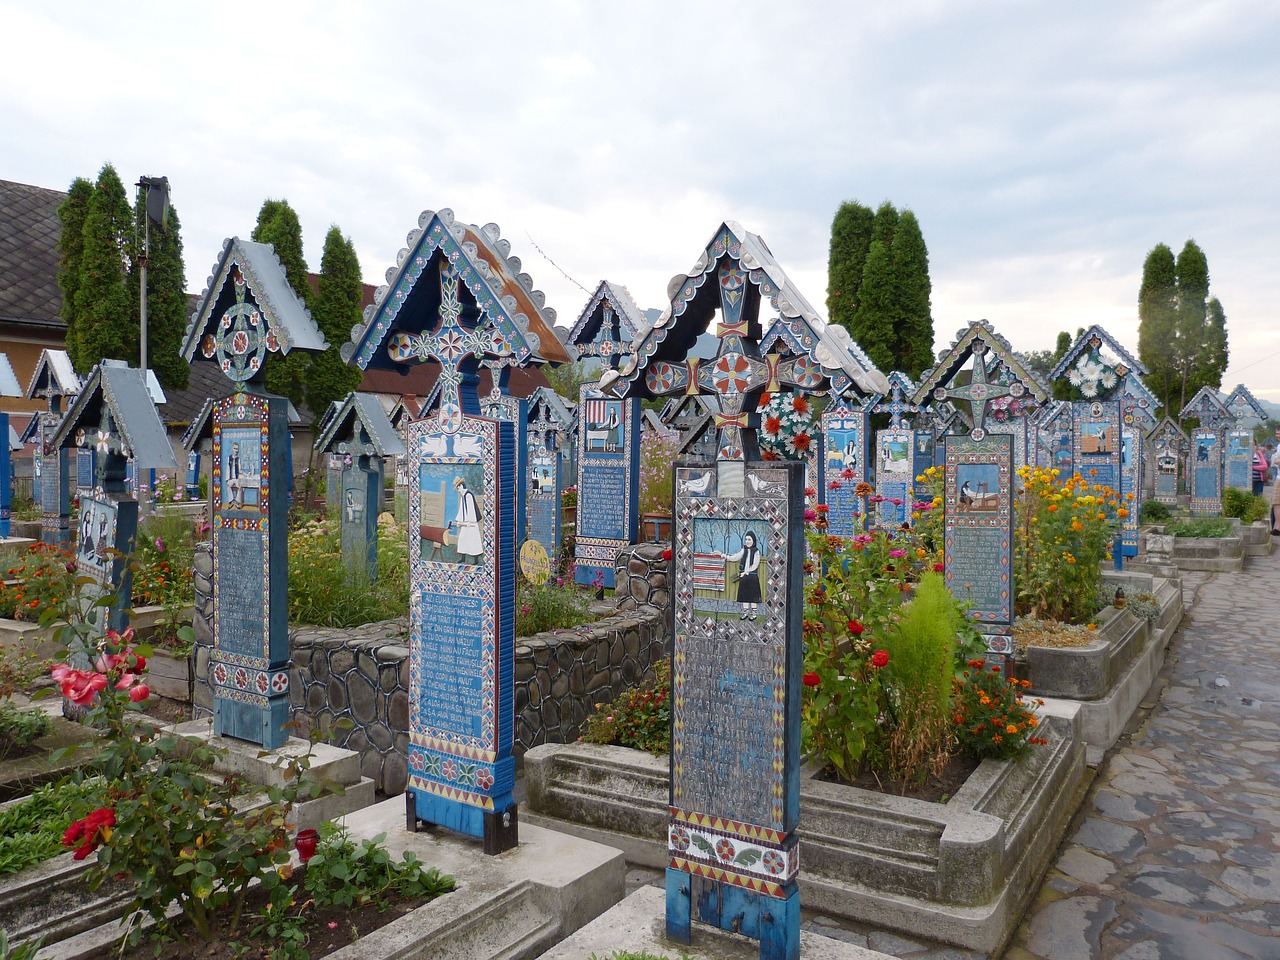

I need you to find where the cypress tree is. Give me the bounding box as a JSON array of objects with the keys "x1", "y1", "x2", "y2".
[
  {"x1": 305, "y1": 226, "x2": 365, "y2": 413},
  {"x1": 1137, "y1": 243, "x2": 1178, "y2": 411},
  {"x1": 252, "y1": 199, "x2": 310, "y2": 408},
  {"x1": 826, "y1": 201, "x2": 874, "y2": 336},
  {"x1": 56, "y1": 177, "x2": 94, "y2": 369},
  {"x1": 850, "y1": 239, "x2": 897, "y2": 373},
  {"x1": 890, "y1": 210, "x2": 933, "y2": 377},
  {"x1": 74, "y1": 164, "x2": 135, "y2": 373},
  {"x1": 1174, "y1": 240, "x2": 1210, "y2": 412},
  {"x1": 1191, "y1": 297, "x2": 1229, "y2": 398},
  {"x1": 135, "y1": 199, "x2": 190, "y2": 391}
]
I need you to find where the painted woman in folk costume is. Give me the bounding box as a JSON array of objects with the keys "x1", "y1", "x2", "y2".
[
  {"x1": 724, "y1": 530, "x2": 763, "y2": 620},
  {"x1": 451, "y1": 476, "x2": 484, "y2": 563}
]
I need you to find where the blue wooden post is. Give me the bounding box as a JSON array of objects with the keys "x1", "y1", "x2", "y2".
[{"x1": 0, "y1": 412, "x2": 11, "y2": 539}]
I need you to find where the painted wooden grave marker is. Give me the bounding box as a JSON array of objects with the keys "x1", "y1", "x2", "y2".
[
  {"x1": 53, "y1": 361, "x2": 178, "y2": 634},
  {"x1": 604, "y1": 222, "x2": 881, "y2": 960},
  {"x1": 315, "y1": 391, "x2": 406, "y2": 582},
  {"x1": 574, "y1": 382, "x2": 640, "y2": 587},
  {"x1": 1147, "y1": 417, "x2": 1187, "y2": 506},
  {"x1": 342, "y1": 209, "x2": 567, "y2": 852},
  {"x1": 1180, "y1": 387, "x2": 1231, "y2": 516},
  {"x1": 23, "y1": 350, "x2": 78, "y2": 545},
  {"x1": 181, "y1": 238, "x2": 327, "y2": 748}
]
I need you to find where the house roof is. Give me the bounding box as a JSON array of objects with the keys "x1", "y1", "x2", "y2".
[{"x1": 0, "y1": 179, "x2": 65, "y2": 330}]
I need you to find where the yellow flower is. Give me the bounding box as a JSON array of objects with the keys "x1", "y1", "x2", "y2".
[{"x1": 1006, "y1": 724, "x2": 1018, "y2": 734}]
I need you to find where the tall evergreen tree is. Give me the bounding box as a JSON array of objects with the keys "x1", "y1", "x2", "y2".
[
  {"x1": 869, "y1": 201, "x2": 899, "y2": 249},
  {"x1": 133, "y1": 198, "x2": 190, "y2": 391},
  {"x1": 826, "y1": 201, "x2": 875, "y2": 336},
  {"x1": 252, "y1": 199, "x2": 310, "y2": 408},
  {"x1": 850, "y1": 239, "x2": 897, "y2": 373},
  {"x1": 305, "y1": 226, "x2": 365, "y2": 413},
  {"x1": 56, "y1": 177, "x2": 94, "y2": 369},
  {"x1": 1192, "y1": 296, "x2": 1229, "y2": 399},
  {"x1": 889, "y1": 210, "x2": 933, "y2": 377},
  {"x1": 74, "y1": 164, "x2": 135, "y2": 374},
  {"x1": 1137, "y1": 243, "x2": 1178, "y2": 411},
  {"x1": 1173, "y1": 240, "x2": 1209, "y2": 410}
]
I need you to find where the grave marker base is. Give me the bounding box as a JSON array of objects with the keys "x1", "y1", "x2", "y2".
[
  {"x1": 406, "y1": 790, "x2": 520, "y2": 855},
  {"x1": 665, "y1": 869, "x2": 799, "y2": 960},
  {"x1": 213, "y1": 696, "x2": 290, "y2": 751}
]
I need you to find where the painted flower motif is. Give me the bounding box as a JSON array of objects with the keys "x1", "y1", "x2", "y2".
[
  {"x1": 715, "y1": 838, "x2": 736, "y2": 862},
  {"x1": 441, "y1": 759, "x2": 458, "y2": 781},
  {"x1": 761, "y1": 850, "x2": 786, "y2": 875},
  {"x1": 476, "y1": 768, "x2": 495, "y2": 790},
  {"x1": 670, "y1": 826, "x2": 691, "y2": 852}
]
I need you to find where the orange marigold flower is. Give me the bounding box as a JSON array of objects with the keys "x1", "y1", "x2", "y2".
[
  {"x1": 791, "y1": 395, "x2": 810, "y2": 414},
  {"x1": 1006, "y1": 724, "x2": 1018, "y2": 734}
]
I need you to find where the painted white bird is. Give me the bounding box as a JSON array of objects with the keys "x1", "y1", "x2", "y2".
[
  {"x1": 681, "y1": 471, "x2": 712, "y2": 496},
  {"x1": 748, "y1": 473, "x2": 784, "y2": 496}
]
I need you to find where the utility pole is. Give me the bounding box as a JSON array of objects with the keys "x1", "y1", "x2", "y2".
[{"x1": 136, "y1": 176, "x2": 170, "y2": 376}]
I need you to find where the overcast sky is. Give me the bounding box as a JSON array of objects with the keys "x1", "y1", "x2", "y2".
[{"x1": 4, "y1": 0, "x2": 1278, "y2": 403}]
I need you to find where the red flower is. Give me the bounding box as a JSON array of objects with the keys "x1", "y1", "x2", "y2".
[
  {"x1": 847, "y1": 620, "x2": 865, "y2": 636},
  {"x1": 63, "y1": 807, "x2": 115, "y2": 860},
  {"x1": 932, "y1": 562, "x2": 944, "y2": 572},
  {"x1": 791, "y1": 432, "x2": 811, "y2": 452},
  {"x1": 51, "y1": 665, "x2": 108, "y2": 706},
  {"x1": 791, "y1": 395, "x2": 810, "y2": 415},
  {"x1": 871, "y1": 650, "x2": 889, "y2": 668},
  {"x1": 802, "y1": 671, "x2": 820, "y2": 687},
  {"x1": 129, "y1": 684, "x2": 150, "y2": 703},
  {"x1": 765, "y1": 416, "x2": 783, "y2": 435},
  {"x1": 662, "y1": 548, "x2": 672, "y2": 561}
]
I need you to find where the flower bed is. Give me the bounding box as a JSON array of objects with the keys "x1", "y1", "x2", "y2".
[
  {"x1": 1146, "y1": 519, "x2": 1245, "y2": 572},
  {"x1": 1014, "y1": 571, "x2": 1183, "y2": 764},
  {"x1": 525, "y1": 699, "x2": 1085, "y2": 956}
]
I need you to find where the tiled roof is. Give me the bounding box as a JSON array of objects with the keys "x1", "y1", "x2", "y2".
[{"x1": 0, "y1": 179, "x2": 66, "y2": 328}]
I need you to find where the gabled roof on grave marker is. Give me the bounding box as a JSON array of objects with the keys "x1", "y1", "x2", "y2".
[
  {"x1": 910, "y1": 320, "x2": 1050, "y2": 407},
  {"x1": 606, "y1": 221, "x2": 887, "y2": 399},
  {"x1": 24, "y1": 348, "x2": 80, "y2": 399},
  {"x1": 180, "y1": 396, "x2": 304, "y2": 451},
  {"x1": 1179, "y1": 385, "x2": 1231, "y2": 425},
  {"x1": 314, "y1": 392, "x2": 406, "y2": 458},
  {"x1": 19, "y1": 415, "x2": 41, "y2": 444},
  {"x1": 0, "y1": 354, "x2": 23, "y2": 398},
  {"x1": 567, "y1": 280, "x2": 645, "y2": 351},
  {"x1": 1034, "y1": 399, "x2": 1073, "y2": 428},
  {"x1": 182, "y1": 238, "x2": 328, "y2": 364},
  {"x1": 1120, "y1": 372, "x2": 1161, "y2": 425},
  {"x1": 527, "y1": 386, "x2": 576, "y2": 430},
  {"x1": 52, "y1": 361, "x2": 178, "y2": 470},
  {"x1": 659, "y1": 393, "x2": 717, "y2": 427},
  {"x1": 758, "y1": 282, "x2": 886, "y2": 398},
  {"x1": 1224, "y1": 384, "x2": 1267, "y2": 423},
  {"x1": 641, "y1": 407, "x2": 672, "y2": 436},
  {"x1": 1048, "y1": 325, "x2": 1147, "y2": 382},
  {"x1": 342, "y1": 208, "x2": 570, "y2": 371},
  {"x1": 7, "y1": 426, "x2": 21, "y2": 451},
  {"x1": 866, "y1": 370, "x2": 921, "y2": 410},
  {"x1": 387, "y1": 395, "x2": 421, "y2": 431},
  {"x1": 1146, "y1": 415, "x2": 1189, "y2": 446}
]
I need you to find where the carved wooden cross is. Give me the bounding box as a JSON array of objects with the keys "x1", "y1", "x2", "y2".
[
  {"x1": 869, "y1": 375, "x2": 923, "y2": 430},
  {"x1": 641, "y1": 264, "x2": 819, "y2": 462},
  {"x1": 386, "y1": 261, "x2": 487, "y2": 435},
  {"x1": 197, "y1": 267, "x2": 282, "y2": 392},
  {"x1": 932, "y1": 342, "x2": 1024, "y2": 440}
]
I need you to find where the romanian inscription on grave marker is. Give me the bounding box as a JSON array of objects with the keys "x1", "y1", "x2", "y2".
[
  {"x1": 668, "y1": 461, "x2": 802, "y2": 913},
  {"x1": 575, "y1": 384, "x2": 639, "y2": 587},
  {"x1": 943, "y1": 433, "x2": 1013, "y2": 653},
  {"x1": 1190, "y1": 428, "x2": 1222, "y2": 515},
  {"x1": 821, "y1": 405, "x2": 867, "y2": 537}
]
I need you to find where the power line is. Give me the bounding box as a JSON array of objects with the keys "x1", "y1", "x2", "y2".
[
  {"x1": 525, "y1": 232, "x2": 591, "y2": 297},
  {"x1": 1224, "y1": 346, "x2": 1280, "y2": 381}
]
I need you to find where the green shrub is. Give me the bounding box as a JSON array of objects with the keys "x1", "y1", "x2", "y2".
[
  {"x1": 516, "y1": 577, "x2": 593, "y2": 636},
  {"x1": 288, "y1": 515, "x2": 408, "y2": 627},
  {"x1": 881, "y1": 574, "x2": 960, "y2": 786},
  {"x1": 582, "y1": 660, "x2": 670, "y2": 754},
  {"x1": 0, "y1": 778, "x2": 107, "y2": 878},
  {"x1": 303, "y1": 821, "x2": 455, "y2": 910},
  {"x1": 132, "y1": 513, "x2": 197, "y2": 653},
  {"x1": 1140, "y1": 499, "x2": 1172, "y2": 523},
  {"x1": 1222, "y1": 488, "x2": 1269, "y2": 525},
  {"x1": 0, "y1": 702, "x2": 51, "y2": 759},
  {"x1": 1167, "y1": 518, "x2": 1233, "y2": 538}
]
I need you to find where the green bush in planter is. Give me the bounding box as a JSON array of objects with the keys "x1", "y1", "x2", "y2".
[{"x1": 1140, "y1": 499, "x2": 1172, "y2": 523}]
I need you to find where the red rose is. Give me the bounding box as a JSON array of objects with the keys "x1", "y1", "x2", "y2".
[
  {"x1": 871, "y1": 650, "x2": 889, "y2": 668},
  {"x1": 662, "y1": 548, "x2": 672, "y2": 562},
  {"x1": 847, "y1": 620, "x2": 865, "y2": 636},
  {"x1": 802, "y1": 671, "x2": 820, "y2": 687}
]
